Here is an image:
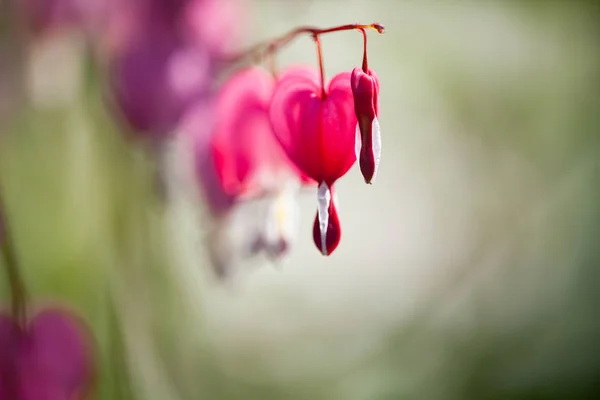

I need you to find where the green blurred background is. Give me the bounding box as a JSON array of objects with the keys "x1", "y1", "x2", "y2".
[{"x1": 1, "y1": 1, "x2": 600, "y2": 399}]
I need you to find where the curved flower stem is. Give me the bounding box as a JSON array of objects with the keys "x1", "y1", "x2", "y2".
[
  {"x1": 313, "y1": 34, "x2": 326, "y2": 98},
  {"x1": 224, "y1": 22, "x2": 385, "y2": 66},
  {"x1": 0, "y1": 188, "x2": 28, "y2": 328},
  {"x1": 359, "y1": 28, "x2": 369, "y2": 72}
]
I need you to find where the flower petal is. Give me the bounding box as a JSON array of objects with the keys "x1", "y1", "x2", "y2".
[
  {"x1": 316, "y1": 182, "x2": 331, "y2": 255},
  {"x1": 312, "y1": 182, "x2": 342, "y2": 255},
  {"x1": 211, "y1": 66, "x2": 278, "y2": 197},
  {"x1": 269, "y1": 66, "x2": 322, "y2": 181},
  {"x1": 320, "y1": 72, "x2": 358, "y2": 184},
  {"x1": 25, "y1": 309, "x2": 93, "y2": 394},
  {"x1": 371, "y1": 116, "x2": 382, "y2": 182},
  {"x1": 270, "y1": 68, "x2": 357, "y2": 186},
  {"x1": 261, "y1": 182, "x2": 300, "y2": 258}
]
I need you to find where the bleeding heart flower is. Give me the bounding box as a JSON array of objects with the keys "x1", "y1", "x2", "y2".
[
  {"x1": 351, "y1": 67, "x2": 381, "y2": 184},
  {"x1": 183, "y1": 66, "x2": 313, "y2": 276},
  {"x1": 192, "y1": 66, "x2": 312, "y2": 215},
  {"x1": 269, "y1": 65, "x2": 357, "y2": 255},
  {"x1": 211, "y1": 66, "x2": 311, "y2": 200},
  {"x1": 269, "y1": 65, "x2": 357, "y2": 187},
  {"x1": 0, "y1": 307, "x2": 95, "y2": 400}
]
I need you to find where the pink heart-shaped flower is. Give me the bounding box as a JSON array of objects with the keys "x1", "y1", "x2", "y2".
[
  {"x1": 269, "y1": 65, "x2": 357, "y2": 187},
  {"x1": 193, "y1": 66, "x2": 312, "y2": 214},
  {"x1": 0, "y1": 308, "x2": 95, "y2": 400}
]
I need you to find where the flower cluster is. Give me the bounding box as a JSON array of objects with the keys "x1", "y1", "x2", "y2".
[{"x1": 193, "y1": 23, "x2": 384, "y2": 258}]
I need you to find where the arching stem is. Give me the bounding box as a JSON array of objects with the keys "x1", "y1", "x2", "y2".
[
  {"x1": 360, "y1": 28, "x2": 369, "y2": 72},
  {"x1": 313, "y1": 34, "x2": 326, "y2": 98},
  {"x1": 224, "y1": 22, "x2": 384, "y2": 67},
  {"x1": 0, "y1": 189, "x2": 27, "y2": 328}
]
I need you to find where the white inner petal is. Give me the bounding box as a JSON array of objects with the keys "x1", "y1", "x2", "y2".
[
  {"x1": 371, "y1": 117, "x2": 382, "y2": 182},
  {"x1": 317, "y1": 182, "x2": 331, "y2": 255},
  {"x1": 261, "y1": 183, "x2": 301, "y2": 257}
]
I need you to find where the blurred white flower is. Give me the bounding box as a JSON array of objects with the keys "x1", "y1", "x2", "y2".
[{"x1": 206, "y1": 179, "x2": 302, "y2": 279}]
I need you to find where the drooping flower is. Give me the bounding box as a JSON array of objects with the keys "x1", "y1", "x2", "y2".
[
  {"x1": 108, "y1": 0, "x2": 245, "y2": 141},
  {"x1": 0, "y1": 307, "x2": 95, "y2": 400},
  {"x1": 206, "y1": 66, "x2": 311, "y2": 205},
  {"x1": 184, "y1": 66, "x2": 311, "y2": 276},
  {"x1": 269, "y1": 66, "x2": 357, "y2": 187},
  {"x1": 351, "y1": 67, "x2": 381, "y2": 184},
  {"x1": 269, "y1": 65, "x2": 357, "y2": 255}
]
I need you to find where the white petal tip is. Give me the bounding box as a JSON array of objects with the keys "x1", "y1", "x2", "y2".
[
  {"x1": 372, "y1": 117, "x2": 382, "y2": 182},
  {"x1": 317, "y1": 182, "x2": 331, "y2": 255}
]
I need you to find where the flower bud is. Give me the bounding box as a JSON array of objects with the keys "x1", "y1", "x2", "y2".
[{"x1": 351, "y1": 67, "x2": 381, "y2": 184}]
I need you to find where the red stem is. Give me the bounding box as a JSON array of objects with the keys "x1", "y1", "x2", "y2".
[
  {"x1": 313, "y1": 34, "x2": 326, "y2": 98},
  {"x1": 360, "y1": 28, "x2": 368, "y2": 72},
  {"x1": 224, "y1": 22, "x2": 384, "y2": 65}
]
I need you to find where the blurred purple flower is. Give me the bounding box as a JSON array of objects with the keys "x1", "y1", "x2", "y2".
[
  {"x1": 0, "y1": 308, "x2": 95, "y2": 400},
  {"x1": 181, "y1": 0, "x2": 247, "y2": 56},
  {"x1": 110, "y1": 33, "x2": 212, "y2": 139},
  {"x1": 108, "y1": 0, "x2": 247, "y2": 140}
]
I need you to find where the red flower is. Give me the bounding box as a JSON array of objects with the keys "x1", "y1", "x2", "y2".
[
  {"x1": 351, "y1": 67, "x2": 381, "y2": 184},
  {"x1": 269, "y1": 66, "x2": 357, "y2": 255},
  {"x1": 192, "y1": 66, "x2": 312, "y2": 215},
  {"x1": 210, "y1": 66, "x2": 311, "y2": 201},
  {"x1": 269, "y1": 66, "x2": 357, "y2": 187},
  {"x1": 0, "y1": 307, "x2": 95, "y2": 400}
]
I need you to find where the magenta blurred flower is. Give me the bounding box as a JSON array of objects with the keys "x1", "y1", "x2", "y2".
[
  {"x1": 0, "y1": 307, "x2": 95, "y2": 400},
  {"x1": 203, "y1": 66, "x2": 311, "y2": 208},
  {"x1": 183, "y1": 66, "x2": 315, "y2": 276},
  {"x1": 108, "y1": 0, "x2": 246, "y2": 140},
  {"x1": 181, "y1": 0, "x2": 247, "y2": 56},
  {"x1": 110, "y1": 33, "x2": 212, "y2": 138},
  {"x1": 269, "y1": 66, "x2": 357, "y2": 255}
]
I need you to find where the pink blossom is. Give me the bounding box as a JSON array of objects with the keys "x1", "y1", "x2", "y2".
[{"x1": 0, "y1": 308, "x2": 95, "y2": 400}]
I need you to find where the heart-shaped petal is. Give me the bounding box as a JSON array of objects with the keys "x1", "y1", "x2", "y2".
[
  {"x1": 0, "y1": 308, "x2": 94, "y2": 400},
  {"x1": 211, "y1": 66, "x2": 309, "y2": 199},
  {"x1": 269, "y1": 66, "x2": 357, "y2": 187},
  {"x1": 23, "y1": 309, "x2": 93, "y2": 394}
]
